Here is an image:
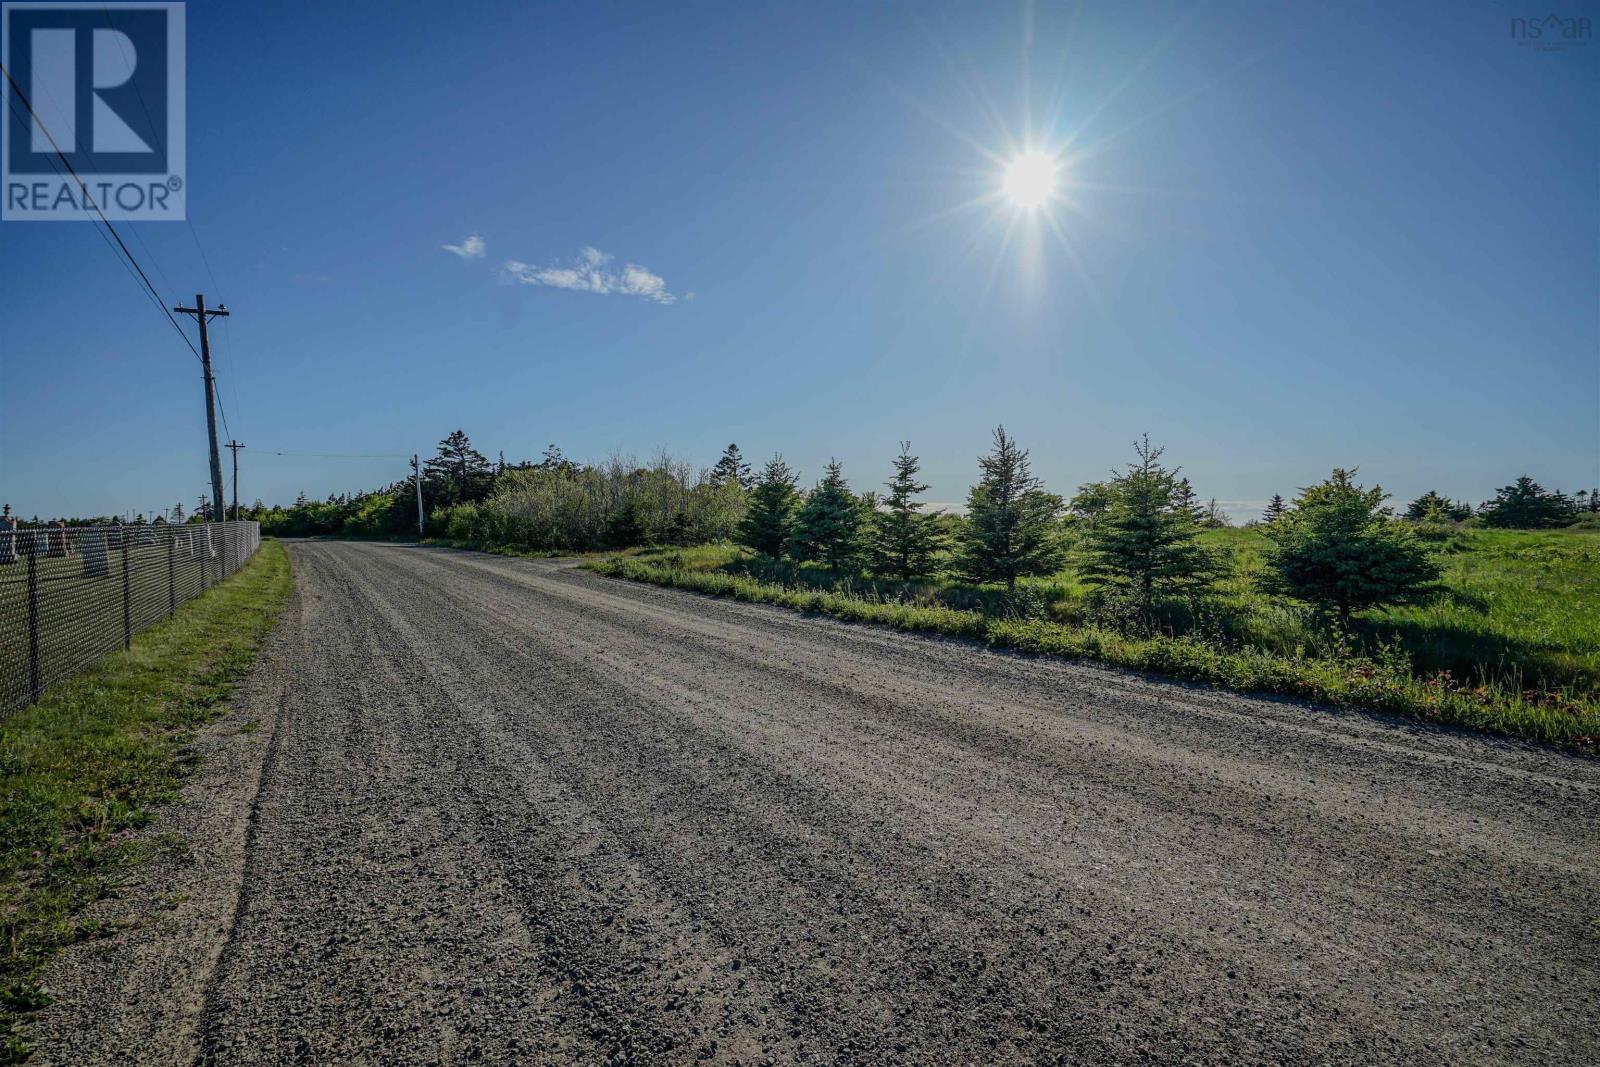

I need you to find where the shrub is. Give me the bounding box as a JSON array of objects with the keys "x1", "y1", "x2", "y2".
[{"x1": 1261, "y1": 469, "x2": 1439, "y2": 625}]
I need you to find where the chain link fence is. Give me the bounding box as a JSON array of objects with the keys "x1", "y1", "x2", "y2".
[{"x1": 0, "y1": 521, "x2": 261, "y2": 718}]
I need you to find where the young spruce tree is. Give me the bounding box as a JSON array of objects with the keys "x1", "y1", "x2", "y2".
[
  {"x1": 1262, "y1": 494, "x2": 1288, "y2": 524},
  {"x1": 957, "y1": 427, "x2": 1065, "y2": 591},
  {"x1": 787, "y1": 460, "x2": 864, "y2": 570},
  {"x1": 736, "y1": 454, "x2": 799, "y2": 557},
  {"x1": 1261, "y1": 469, "x2": 1439, "y2": 625},
  {"x1": 868, "y1": 442, "x2": 944, "y2": 580},
  {"x1": 1079, "y1": 435, "x2": 1217, "y2": 628}
]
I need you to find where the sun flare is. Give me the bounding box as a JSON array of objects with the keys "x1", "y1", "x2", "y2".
[{"x1": 1002, "y1": 150, "x2": 1057, "y2": 209}]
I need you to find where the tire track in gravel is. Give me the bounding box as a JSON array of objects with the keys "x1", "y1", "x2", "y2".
[
  {"x1": 191, "y1": 542, "x2": 1599, "y2": 1066},
  {"x1": 352, "y1": 546, "x2": 1597, "y2": 1063}
]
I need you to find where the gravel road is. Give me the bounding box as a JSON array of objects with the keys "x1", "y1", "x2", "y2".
[{"x1": 36, "y1": 541, "x2": 1600, "y2": 1065}]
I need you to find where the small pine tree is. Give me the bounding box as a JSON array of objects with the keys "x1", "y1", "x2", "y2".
[
  {"x1": 1070, "y1": 481, "x2": 1114, "y2": 527},
  {"x1": 1200, "y1": 498, "x2": 1230, "y2": 529},
  {"x1": 1079, "y1": 436, "x2": 1217, "y2": 627},
  {"x1": 1262, "y1": 494, "x2": 1288, "y2": 524},
  {"x1": 868, "y1": 442, "x2": 944, "y2": 580},
  {"x1": 956, "y1": 427, "x2": 1065, "y2": 591},
  {"x1": 710, "y1": 444, "x2": 753, "y2": 491},
  {"x1": 1171, "y1": 477, "x2": 1204, "y2": 523},
  {"x1": 737, "y1": 454, "x2": 799, "y2": 557},
  {"x1": 1404, "y1": 490, "x2": 1469, "y2": 523},
  {"x1": 1478, "y1": 476, "x2": 1577, "y2": 529},
  {"x1": 1261, "y1": 469, "x2": 1439, "y2": 625},
  {"x1": 604, "y1": 496, "x2": 647, "y2": 548},
  {"x1": 788, "y1": 460, "x2": 864, "y2": 570}
]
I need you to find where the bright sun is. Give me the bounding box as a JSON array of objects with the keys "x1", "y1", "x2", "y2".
[{"x1": 1002, "y1": 150, "x2": 1057, "y2": 209}]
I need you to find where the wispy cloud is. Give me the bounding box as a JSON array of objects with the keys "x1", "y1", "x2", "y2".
[
  {"x1": 502, "y1": 246, "x2": 677, "y2": 305},
  {"x1": 442, "y1": 233, "x2": 486, "y2": 260}
]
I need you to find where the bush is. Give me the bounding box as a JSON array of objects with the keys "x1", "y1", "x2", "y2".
[
  {"x1": 446, "y1": 503, "x2": 484, "y2": 544},
  {"x1": 1261, "y1": 469, "x2": 1439, "y2": 625}
]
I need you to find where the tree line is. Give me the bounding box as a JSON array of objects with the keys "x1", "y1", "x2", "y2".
[
  {"x1": 248, "y1": 427, "x2": 1595, "y2": 628},
  {"x1": 733, "y1": 428, "x2": 1452, "y2": 630}
]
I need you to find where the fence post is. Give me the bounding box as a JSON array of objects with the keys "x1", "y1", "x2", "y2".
[
  {"x1": 121, "y1": 529, "x2": 132, "y2": 650},
  {"x1": 26, "y1": 545, "x2": 40, "y2": 703},
  {"x1": 167, "y1": 530, "x2": 176, "y2": 616}
]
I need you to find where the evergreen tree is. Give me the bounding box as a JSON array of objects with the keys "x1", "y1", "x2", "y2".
[
  {"x1": 1261, "y1": 469, "x2": 1439, "y2": 625},
  {"x1": 710, "y1": 443, "x2": 753, "y2": 491},
  {"x1": 737, "y1": 454, "x2": 799, "y2": 557},
  {"x1": 1069, "y1": 481, "x2": 1114, "y2": 527},
  {"x1": 603, "y1": 496, "x2": 647, "y2": 548},
  {"x1": 425, "y1": 430, "x2": 494, "y2": 505},
  {"x1": 1079, "y1": 436, "x2": 1217, "y2": 626},
  {"x1": 1405, "y1": 490, "x2": 1469, "y2": 523},
  {"x1": 1200, "y1": 498, "x2": 1230, "y2": 528},
  {"x1": 537, "y1": 443, "x2": 579, "y2": 476},
  {"x1": 1171, "y1": 477, "x2": 1205, "y2": 522},
  {"x1": 1262, "y1": 494, "x2": 1288, "y2": 524},
  {"x1": 788, "y1": 460, "x2": 864, "y2": 570},
  {"x1": 1478, "y1": 476, "x2": 1577, "y2": 529},
  {"x1": 868, "y1": 442, "x2": 944, "y2": 580},
  {"x1": 956, "y1": 427, "x2": 1065, "y2": 591}
]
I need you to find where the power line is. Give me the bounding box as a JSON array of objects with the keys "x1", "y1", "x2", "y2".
[
  {"x1": 253, "y1": 450, "x2": 412, "y2": 460},
  {"x1": 99, "y1": 12, "x2": 245, "y2": 442},
  {"x1": 0, "y1": 60, "x2": 201, "y2": 364}
]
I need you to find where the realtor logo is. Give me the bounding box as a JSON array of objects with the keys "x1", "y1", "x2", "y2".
[{"x1": 2, "y1": 2, "x2": 185, "y2": 220}]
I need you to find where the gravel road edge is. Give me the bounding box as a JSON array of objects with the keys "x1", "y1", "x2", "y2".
[{"x1": 27, "y1": 583, "x2": 303, "y2": 1066}]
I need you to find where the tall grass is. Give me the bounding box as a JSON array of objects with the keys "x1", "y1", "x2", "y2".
[
  {"x1": 0, "y1": 540, "x2": 293, "y2": 1062},
  {"x1": 588, "y1": 530, "x2": 1600, "y2": 751}
]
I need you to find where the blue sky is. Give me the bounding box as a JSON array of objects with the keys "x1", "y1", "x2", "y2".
[{"x1": 2, "y1": 0, "x2": 1596, "y2": 521}]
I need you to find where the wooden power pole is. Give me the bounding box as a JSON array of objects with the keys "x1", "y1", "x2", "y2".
[
  {"x1": 412, "y1": 454, "x2": 425, "y2": 537},
  {"x1": 226, "y1": 440, "x2": 246, "y2": 519},
  {"x1": 174, "y1": 295, "x2": 230, "y2": 523}
]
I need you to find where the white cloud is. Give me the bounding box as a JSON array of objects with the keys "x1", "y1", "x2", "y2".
[
  {"x1": 442, "y1": 233, "x2": 486, "y2": 260},
  {"x1": 502, "y1": 246, "x2": 677, "y2": 305}
]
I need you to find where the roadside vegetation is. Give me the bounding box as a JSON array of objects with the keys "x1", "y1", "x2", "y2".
[
  {"x1": 250, "y1": 428, "x2": 1599, "y2": 749},
  {"x1": 0, "y1": 540, "x2": 292, "y2": 1062}
]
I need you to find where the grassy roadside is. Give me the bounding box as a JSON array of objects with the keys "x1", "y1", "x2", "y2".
[
  {"x1": 587, "y1": 550, "x2": 1600, "y2": 752},
  {"x1": 0, "y1": 539, "x2": 293, "y2": 1062}
]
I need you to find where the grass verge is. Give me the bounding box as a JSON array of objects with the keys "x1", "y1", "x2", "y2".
[
  {"x1": 0, "y1": 539, "x2": 293, "y2": 1062},
  {"x1": 587, "y1": 552, "x2": 1600, "y2": 752}
]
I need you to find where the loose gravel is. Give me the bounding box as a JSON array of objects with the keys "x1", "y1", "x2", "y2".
[{"x1": 34, "y1": 540, "x2": 1600, "y2": 1065}]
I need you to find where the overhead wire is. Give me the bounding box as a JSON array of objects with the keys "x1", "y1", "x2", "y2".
[
  {"x1": 91, "y1": 15, "x2": 243, "y2": 446},
  {"x1": 0, "y1": 61, "x2": 202, "y2": 364}
]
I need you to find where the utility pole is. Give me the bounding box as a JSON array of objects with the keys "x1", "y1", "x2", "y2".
[
  {"x1": 412, "y1": 454, "x2": 425, "y2": 538},
  {"x1": 226, "y1": 440, "x2": 246, "y2": 519},
  {"x1": 174, "y1": 295, "x2": 230, "y2": 524}
]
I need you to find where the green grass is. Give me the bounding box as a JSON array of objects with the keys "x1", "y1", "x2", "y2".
[
  {"x1": 0, "y1": 539, "x2": 293, "y2": 1063},
  {"x1": 586, "y1": 529, "x2": 1600, "y2": 751}
]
